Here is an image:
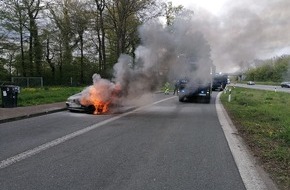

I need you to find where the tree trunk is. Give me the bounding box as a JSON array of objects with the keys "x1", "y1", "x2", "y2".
[
  {"x1": 96, "y1": 0, "x2": 106, "y2": 74},
  {"x1": 97, "y1": 26, "x2": 103, "y2": 72},
  {"x1": 30, "y1": 17, "x2": 42, "y2": 76},
  {"x1": 46, "y1": 38, "x2": 55, "y2": 82},
  {"x1": 58, "y1": 41, "x2": 63, "y2": 84},
  {"x1": 19, "y1": 24, "x2": 26, "y2": 77},
  {"x1": 28, "y1": 31, "x2": 34, "y2": 76},
  {"x1": 80, "y1": 33, "x2": 84, "y2": 84},
  {"x1": 100, "y1": 11, "x2": 106, "y2": 72}
]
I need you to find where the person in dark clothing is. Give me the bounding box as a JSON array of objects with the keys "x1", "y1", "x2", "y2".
[{"x1": 173, "y1": 80, "x2": 180, "y2": 95}]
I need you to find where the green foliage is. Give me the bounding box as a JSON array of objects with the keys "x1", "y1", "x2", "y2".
[
  {"x1": 0, "y1": 0, "x2": 176, "y2": 86},
  {"x1": 162, "y1": 1, "x2": 184, "y2": 26},
  {"x1": 14, "y1": 52, "x2": 31, "y2": 76},
  {"x1": 0, "y1": 58, "x2": 10, "y2": 81},
  {"x1": 245, "y1": 55, "x2": 290, "y2": 82}
]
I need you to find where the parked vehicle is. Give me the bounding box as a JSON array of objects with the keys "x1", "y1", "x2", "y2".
[
  {"x1": 178, "y1": 79, "x2": 211, "y2": 103},
  {"x1": 281, "y1": 81, "x2": 290, "y2": 88},
  {"x1": 212, "y1": 74, "x2": 228, "y2": 91},
  {"x1": 247, "y1": 81, "x2": 255, "y2": 85}
]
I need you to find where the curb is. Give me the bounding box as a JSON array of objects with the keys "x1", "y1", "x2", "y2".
[{"x1": 0, "y1": 108, "x2": 67, "y2": 124}]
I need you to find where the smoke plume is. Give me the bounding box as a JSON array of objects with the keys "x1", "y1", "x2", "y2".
[
  {"x1": 112, "y1": 14, "x2": 213, "y2": 104},
  {"x1": 80, "y1": 11, "x2": 214, "y2": 108},
  {"x1": 185, "y1": 0, "x2": 290, "y2": 72},
  {"x1": 80, "y1": 0, "x2": 290, "y2": 110}
]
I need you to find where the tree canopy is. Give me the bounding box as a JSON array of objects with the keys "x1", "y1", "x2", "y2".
[
  {"x1": 245, "y1": 55, "x2": 290, "y2": 82},
  {"x1": 0, "y1": 0, "x2": 208, "y2": 86}
]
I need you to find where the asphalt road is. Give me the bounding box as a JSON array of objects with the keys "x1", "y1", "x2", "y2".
[
  {"x1": 233, "y1": 83, "x2": 290, "y2": 93},
  {"x1": 0, "y1": 92, "x2": 246, "y2": 190}
]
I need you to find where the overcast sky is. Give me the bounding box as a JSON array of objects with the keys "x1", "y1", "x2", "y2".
[{"x1": 165, "y1": 0, "x2": 290, "y2": 72}]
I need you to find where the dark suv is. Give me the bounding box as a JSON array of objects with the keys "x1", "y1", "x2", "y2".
[
  {"x1": 212, "y1": 75, "x2": 228, "y2": 91},
  {"x1": 178, "y1": 79, "x2": 211, "y2": 103}
]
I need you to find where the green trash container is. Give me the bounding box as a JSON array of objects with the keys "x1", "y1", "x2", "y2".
[{"x1": 1, "y1": 85, "x2": 20, "y2": 108}]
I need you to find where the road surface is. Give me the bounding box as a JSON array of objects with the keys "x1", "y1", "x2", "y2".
[
  {"x1": 1, "y1": 92, "x2": 247, "y2": 190},
  {"x1": 233, "y1": 83, "x2": 290, "y2": 93}
]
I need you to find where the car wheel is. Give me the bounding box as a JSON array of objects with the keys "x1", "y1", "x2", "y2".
[
  {"x1": 85, "y1": 105, "x2": 96, "y2": 114},
  {"x1": 205, "y1": 97, "x2": 211, "y2": 103},
  {"x1": 179, "y1": 96, "x2": 185, "y2": 102}
]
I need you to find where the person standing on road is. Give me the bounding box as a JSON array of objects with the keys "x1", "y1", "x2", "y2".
[{"x1": 173, "y1": 80, "x2": 180, "y2": 95}]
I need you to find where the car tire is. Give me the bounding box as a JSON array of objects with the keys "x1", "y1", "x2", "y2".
[
  {"x1": 85, "y1": 105, "x2": 96, "y2": 114},
  {"x1": 179, "y1": 96, "x2": 185, "y2": 102},
  {"x1": 205, "y1": 97, "x2": 211, "y2": 103}
]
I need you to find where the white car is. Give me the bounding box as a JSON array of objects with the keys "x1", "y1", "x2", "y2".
[
  {"x1": 247, "y1": 81, "x2": 255, "y2": 85},
  {"x1": 66, "y1": 93, "x2": 96, "y2": 113}
]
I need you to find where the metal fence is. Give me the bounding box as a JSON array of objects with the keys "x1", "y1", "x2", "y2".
[{"x1": 11, "y1": 77, "x2": 43, "y2": 88}]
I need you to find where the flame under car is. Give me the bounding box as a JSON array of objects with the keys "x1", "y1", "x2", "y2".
[{"x1": 66, "y1": 92, "x2": 97, "y2": 114}]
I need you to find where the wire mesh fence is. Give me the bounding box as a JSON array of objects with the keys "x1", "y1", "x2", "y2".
[{"x1": 11, "y1": 77, "x2": 43, "y2": 88}]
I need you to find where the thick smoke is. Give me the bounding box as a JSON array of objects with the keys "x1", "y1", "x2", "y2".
[
  {"x1": 82, "y1": 0, "x2": 290, "y2": 109},
  {"x1": 185, "y1": 0, "x2": 290, "y2": 72},
  {"x1": 112, "y1": 13, "x2": 213, "y2": 104},
  {"x1": 81, "y1": 12, "x2": 214, "y2": 107}
]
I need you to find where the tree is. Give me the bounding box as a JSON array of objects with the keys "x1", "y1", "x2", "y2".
[
  {"x1": 0, "y1": 0, "x2": 29, "y2": 76},
  {"x1": 47, "y1": 0, "x2": 78, "y2": 83},
  {"x1": 95, "y1": 0, "x2": 106, "y2": 74},
  {"x1": 245, "y1": 55, "x2": 290, "y2": 82},
  {"x1": 162, "y1": 1, "x2": 183, "y2": 26},
  {"x1": 105, "y1": 0, "x2": 159, "y2": 64},
  {"x1": 70, "y1": 0, "x2": 91, "y2": 84},
  {"x1": 23, "y1": 0, "x2": 43, "y2": 76},
  {"x1": 0, "y1": 57, "x2": 10, "y2": 81},
  {"x1": 0, "y1": 0, "x2": 171, "y2": 85},
  {"x1": 42, "y1": 28, "x2": 56, "y2": 82}
]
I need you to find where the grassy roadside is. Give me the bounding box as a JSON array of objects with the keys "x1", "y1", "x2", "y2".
[
  {"x1": 220, "y1": 87, "x2": 290, "y2": 190},
  {"x1": 0, "y1": 86, "x2": 84, "y2": 107}
]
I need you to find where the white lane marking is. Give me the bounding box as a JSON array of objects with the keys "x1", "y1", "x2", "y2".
[
  {"x1": 0, "y1": 96, "x2": 175, "y2": 170},
  {"x1": 216, "y1": 92, "x2": 277, "y2": 190}
]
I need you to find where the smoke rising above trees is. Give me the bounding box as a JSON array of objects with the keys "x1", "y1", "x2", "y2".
[
  {"x1": 81, "y1": 11, "x2": 213, "y2": 107},
  {"x1": 1, "y1": 0, "x2": 290, "y2": 84}
]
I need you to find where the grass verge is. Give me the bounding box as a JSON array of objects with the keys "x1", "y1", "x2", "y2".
[
  {"x1": 1, "y1": 86, "x2": 84, "y2": 107},
  {"x1": 220, "y1": 87, "x2": 290, "y2": 190}
]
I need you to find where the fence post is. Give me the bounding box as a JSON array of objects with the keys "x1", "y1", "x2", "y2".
[{"x1": 228, "y1": 89, "x2": 232, "y2": 102}]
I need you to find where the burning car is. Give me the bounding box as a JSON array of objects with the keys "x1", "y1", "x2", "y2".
[
  {"x1": 66, "y1": 92, "x2": 96, "y2": 114},
  {"x1": 66, "y1": 74, "x2": 122, "y2": 114}
]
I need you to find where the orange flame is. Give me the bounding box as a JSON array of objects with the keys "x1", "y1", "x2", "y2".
[{"x1": 80, "y1": 83, "x2": 122, "y2": 114}]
